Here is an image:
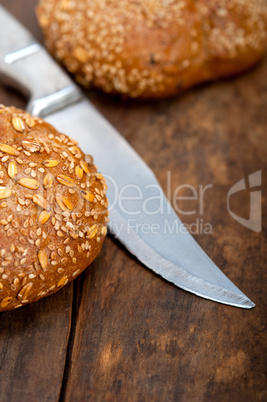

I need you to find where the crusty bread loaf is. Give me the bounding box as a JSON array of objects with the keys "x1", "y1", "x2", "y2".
[
  {"x1": 0, "y1": 105, "x2": 108, "y2": 312},
  {"x1": 36, "y1": 0, "x2": 267, "y2": 99}
]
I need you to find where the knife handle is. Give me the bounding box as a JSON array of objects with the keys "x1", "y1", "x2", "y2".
[{"x1": 0, "y1": 6, "x2": 82, "y2": 116}]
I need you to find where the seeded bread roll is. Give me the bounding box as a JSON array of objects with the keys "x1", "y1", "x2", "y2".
[
  {"x1": 0, "y1": 105, "x2": 108, "y2": 312},
  {"x1": 36, "y1": 0, "x2": 267, "y2": 99}
]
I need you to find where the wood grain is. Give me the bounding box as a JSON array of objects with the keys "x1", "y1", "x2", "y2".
[
  {"x1": 0, "y1": 286, "x2": 73, "y2": 402},
  {"x1": 0, "y1": 1, "x2": 266, "y2": 401},
  {"x1": 62, "y1": 63, "x2": 267, "y2": 402}
]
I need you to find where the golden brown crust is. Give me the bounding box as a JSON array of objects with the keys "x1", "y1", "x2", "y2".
[
  {"x1": 0, "y1": 105, "x2": 108, "y2": 312},
  {"x1": 36, "y1": 0, "x2": 267, "y2": 99}
]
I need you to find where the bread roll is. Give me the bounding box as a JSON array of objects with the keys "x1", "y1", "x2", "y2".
[
  {"x1": 0, "y1": 105, "x2": 108, "y2": 312},
  {"x1": 36, "y1": 0, "x2": 267, "y2": 99}
]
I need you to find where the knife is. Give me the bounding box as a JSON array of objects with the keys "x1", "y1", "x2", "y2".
[{"x1": 0, "y1": 6, "x2": 255, "y2": 309}]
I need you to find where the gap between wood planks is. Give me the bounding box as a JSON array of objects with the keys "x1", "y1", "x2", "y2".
[{"x1": 59, "y1": 272, "x2": 86, "y2": 402}]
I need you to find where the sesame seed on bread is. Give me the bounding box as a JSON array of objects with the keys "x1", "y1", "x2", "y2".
[
  {"x1": 0, "y1": 105, "x2": 108, "y2": 312},
  {"x1": 36, "y1": 0, "x2": 267, "y2": 99}
]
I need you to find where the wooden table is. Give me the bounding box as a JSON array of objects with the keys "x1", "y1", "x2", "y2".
[{"x1": 0, "y1": 1, "x2": 266, "y2": 401}]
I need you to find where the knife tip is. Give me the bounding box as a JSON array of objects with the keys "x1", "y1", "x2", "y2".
[{"x1": 238, "y1": 298, "x2": 256, "y2": 309}]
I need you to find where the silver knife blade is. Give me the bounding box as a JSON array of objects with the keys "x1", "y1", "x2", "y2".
[
  {"x1": 0, "y1": 6, "x2": 255, "y2": 308},
  {"x1": 45, "y1": 100, "x2": 255, "y2": 309}
]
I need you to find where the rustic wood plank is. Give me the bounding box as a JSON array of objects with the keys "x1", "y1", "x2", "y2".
[
  {"x1": 0, "y1": 2, "x2": 73, "y2": 402},
  {"x1": 0, "y1": 286, "x2": 73, "y2": 402},
  {"x1": 63, "y1": 59, "x2": 267, "y2": 401}
]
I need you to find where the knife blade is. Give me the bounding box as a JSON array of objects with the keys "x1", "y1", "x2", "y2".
[{"x1": 0, "y1": 6, "x2": 255, "y2": 308}]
